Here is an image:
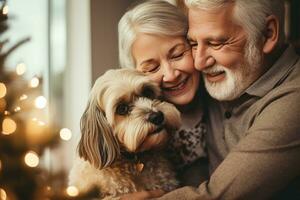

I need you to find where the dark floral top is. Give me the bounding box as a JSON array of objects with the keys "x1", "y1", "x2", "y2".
[{"x1": 166, "y1": 99, "x2": 207, "y2": 170}]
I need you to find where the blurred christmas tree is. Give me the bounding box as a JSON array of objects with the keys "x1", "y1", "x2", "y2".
[{"x1": 0, "y1": 1, "x2": 97, "y2": 199}]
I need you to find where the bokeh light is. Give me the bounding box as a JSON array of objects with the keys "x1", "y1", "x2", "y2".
[
  {"x1": 16, "y1": 63, "x2": 26, "y2": 75},
  {"x1": 29, "y1": 77, "x2": 39, "y2": 88},
  {"x1": 26, "y1": 119, "x2": 49, "y2": 145},
  {"x1": 19, "y1": 94, "x2": 28, "y2": 101},
  {"x1": 60, "y1": 128, "x2": 72, "y2": 141},
  {"x1": 0, "y1": 188, "x2": 7, "y2": 200},
  {"x1": 2, "y1": 118, "x2": 17, "y2": 135},
  {"x1": 0, "y1": 83, "x2": 7, "y2": 98},
  {"x1": 14, "y1": 106, "x2": 21, "y2": 112},
  {"x1": 34, "y1": 96, "x2": 47, "y2": 109},
  {"x1": 2, "y1": 5, "x2": 8, "y2": 15},
  {"x1": 66, "y1": 186, "x2": 79, "y2": 197},
  {"x1": 38, "y1": 121, "x2": 46, "y2": 126},
  {"x1": 24, "y1": 151, "x2": 39, "y2": 168}
]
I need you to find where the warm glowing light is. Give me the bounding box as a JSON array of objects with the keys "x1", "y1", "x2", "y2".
[
  {"x1": 46, "y1": 186, "x2": 51, "y2": 192},
  {"x1": 2, "y1": 118, "x2": 17, "y2": 135},
  {"x1": 0, "y1": 188, "x2": 7, "y2": 200},
  {"x1": 38, "y1": 121, "x2": 46, "y2": 126},
  {"x1": 14, "y1": 106, "x2": 21, "y2": 112},
  {"x1": 0, "y1": 160, "x2": 2, "y2": 171},
  {"x1": 0, "y1": 83, "x2": 7, "y2": 98},
  {"x1": 16, "y1": 63, "x2": 26, "y2": 75},
  {"x1": 26, "y1": 119, "x2": 52, "y2": 145},
  {"x1": 2, "y1": 5, "x2": 8, "y2": 15},
  {"x1": 30, "y1": 77, "x2": 39, "y2": 88},
  {"x1": 24, "y1": 151, "x2": 39, "y2": 167},
  {"x1": 34, "y1": 96, "x2": 47, "y2": 109},
  {"x1": 19, "y1": 94, "x2": 28, "y2": 101},
  {"x1": 44, "y1": 186, "x2": 52, "y2": 195},
  {"x1": 66, "y1": 186, "x2": 79, "y2": 197},
  {"x1": 3, "y1": 111, "x2": 9, "y2": 115},
  {"x1": 60, "y1": 128, "x2": 72, "y2": 141}
]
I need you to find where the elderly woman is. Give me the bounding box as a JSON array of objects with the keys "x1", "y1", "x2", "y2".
[{"x1": 118, "y1": 0, "x2": 208, "y2": 190}]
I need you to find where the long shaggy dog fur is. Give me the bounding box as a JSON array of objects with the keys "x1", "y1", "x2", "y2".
[{"x1": 69, "y1": 69, "x2": 181, "y2": 199}]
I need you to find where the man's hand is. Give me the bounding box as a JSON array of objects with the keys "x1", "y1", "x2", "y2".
[{"x1": 120, "y1": 189, "x2": 165, "y2": 200}]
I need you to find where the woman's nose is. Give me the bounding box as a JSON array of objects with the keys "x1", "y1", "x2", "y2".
[{"x1": 162, "y1": 62, "x2": 179, "y2": 82}]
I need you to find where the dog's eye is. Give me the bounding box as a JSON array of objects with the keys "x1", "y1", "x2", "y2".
[
  {"x1": 116, "y1": 103, "x2": 130, "y2": 115},
  {"x1": 142, "y1": 87, "x2": 155, "y2": 99}
]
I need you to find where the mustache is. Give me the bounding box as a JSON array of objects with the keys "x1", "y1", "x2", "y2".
[{"x1": 202, "y1": 64, "x2": 227, "y2": 74}]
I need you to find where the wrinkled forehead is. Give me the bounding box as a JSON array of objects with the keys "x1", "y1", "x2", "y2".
[{"x1": 187, "y1": 5, "x2": 241, "y2": 40}]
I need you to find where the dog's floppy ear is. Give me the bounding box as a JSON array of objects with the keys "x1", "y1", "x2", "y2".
[{"x1": 78, "y1": 99, "x2": 120, "y2": 169}]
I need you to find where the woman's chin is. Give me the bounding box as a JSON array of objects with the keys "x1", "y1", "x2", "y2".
[{"x1": 165, "y1": 93, "x2": 195, "y2": 107}]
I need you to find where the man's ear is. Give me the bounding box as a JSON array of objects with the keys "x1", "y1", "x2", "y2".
[{"x1": 263, "y1": 15, "x2": 279, "y2": 54}]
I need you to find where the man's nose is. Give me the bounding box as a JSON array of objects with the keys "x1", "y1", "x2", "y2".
[
  {"x1": 193, "y1": 45, "x2": 215, "y2": 71},
  {"x1": 162, "y1": 61, "x2": 179, "y2": 82}
]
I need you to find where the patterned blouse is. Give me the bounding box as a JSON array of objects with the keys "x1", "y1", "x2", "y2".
[{"x1": 167, "y1": 99, "x2": 207, "y2": 169}]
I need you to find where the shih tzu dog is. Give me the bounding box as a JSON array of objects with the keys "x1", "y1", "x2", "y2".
[{"x1": 69, "y1": 68, "x2": 181, "y2": 199}]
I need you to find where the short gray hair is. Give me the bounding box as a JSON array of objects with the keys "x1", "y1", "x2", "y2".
[
  {"x1": 118, "y1": 0, "x2": 188, "y2": 68},
  {"x1": 185, "y1": 0, "x2": 285, "y2": 46}
]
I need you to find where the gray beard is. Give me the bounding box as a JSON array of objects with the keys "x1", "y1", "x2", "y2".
[{"x1": 204, "y1": 41, "x2": 263, "y2": 101}]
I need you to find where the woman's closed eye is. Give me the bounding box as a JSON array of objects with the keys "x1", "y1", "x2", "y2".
[
  {"x1": 170, "y1": 52, "x2": 184, "y2": 60},
  {"x1": 142, "y1": 64, "x2": 160, "y2": 73},
  {"x1": 170, "y1": 48, "x2": 190, "y2": 61}
]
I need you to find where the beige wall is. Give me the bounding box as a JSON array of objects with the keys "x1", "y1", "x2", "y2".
[{"x1": 90, "y1": 0, "x2": 136, "y2": 83}]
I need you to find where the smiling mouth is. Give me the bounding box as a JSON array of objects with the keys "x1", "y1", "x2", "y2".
[
  {"x1": 204, "y1": 71, "x2": 225, "y2": 82},
  {"x1": 163, "y1": 77, "x2": 188, "y2": 91},
  {"x1": 150, "y1": 126, "x2": 164, "y2": 135}
]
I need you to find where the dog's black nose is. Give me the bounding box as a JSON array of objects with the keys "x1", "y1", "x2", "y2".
[{"x1": 148, "y1": 111, "x2": 164, "y2": 125}]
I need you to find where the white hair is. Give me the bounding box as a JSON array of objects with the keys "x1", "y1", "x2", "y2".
[
  {"x1": 185, "y1": 0, "x2": 285, "y2": 47},
  {"x1": 118, "y1": 0, "x2": 188, "y2": 68}
]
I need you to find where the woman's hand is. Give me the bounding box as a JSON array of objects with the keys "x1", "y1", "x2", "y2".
[{"x1": 120, "y1": 189, "x2": 165, "y2": 200}]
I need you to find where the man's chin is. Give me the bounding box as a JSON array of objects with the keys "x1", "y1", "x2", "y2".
[{"x1": 205, "y1": 81, "x2": 242, "y2": 101}]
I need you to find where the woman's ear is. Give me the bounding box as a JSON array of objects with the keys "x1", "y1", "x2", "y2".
[
  {"x1": 263, "y1": 15, "x2": 279, "y2": 54},
  {"x1": 78, "y1": 100, "x2": 120, "y2": 169}
]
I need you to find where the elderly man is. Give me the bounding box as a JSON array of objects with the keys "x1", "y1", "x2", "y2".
[{"x1": 121, "y1": 0, "x2": 300, "y2": 199}]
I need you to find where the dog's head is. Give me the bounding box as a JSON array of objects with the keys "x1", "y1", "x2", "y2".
[{"x1": 78, "y1": 68, "x2": 181, "y2": 169}]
